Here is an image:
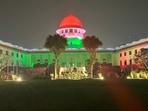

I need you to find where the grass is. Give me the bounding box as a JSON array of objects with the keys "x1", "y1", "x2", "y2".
[{"x1": 0, "y1": 79, "x2": 148, "y2": 111}]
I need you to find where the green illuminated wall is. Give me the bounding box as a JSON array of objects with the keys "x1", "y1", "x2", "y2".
[
  {"x1": 67, "y1": 38, "x2": 83, "y2": 48},
  {"x1": 96, "y1": 52, "x2": 112, "y2": 64},
  {"x1": 29, "y1": 51, "x2": 114, "y2": 67},
  {"x1": 0, "y1": 44, "x2": 29, "y2": 73},
  {"x1": 0, "y1": 44, "x2": 115, "y2": 70},
  {"x1": 29, "y1": 52, "x2": 55, "y2": 67}
]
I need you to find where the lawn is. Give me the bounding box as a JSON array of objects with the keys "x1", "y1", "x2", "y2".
[{"x1": 0, "y1": 79, "x2": 147, "y2": 111}]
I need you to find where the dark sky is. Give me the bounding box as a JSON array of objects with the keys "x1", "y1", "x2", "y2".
[{"x1": 0, "y1": 0, "x2": 148, "y2": 49}]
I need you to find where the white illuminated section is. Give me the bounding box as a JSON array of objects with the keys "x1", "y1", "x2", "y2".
[
  {"x1": 115, "y1": 37, "x2": 148, "y2": 50},
  {"x1": 56, "y1": 27, "x2": 86, "y2": 39},
  {"x1": 0, "y1": 40, "x2": 29, "y2": 51}
]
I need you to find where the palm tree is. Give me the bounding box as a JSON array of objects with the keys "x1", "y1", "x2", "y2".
[
  {"x1": 44, "y1": 34, "x2": 67, "y2": 79},
  {"x1": 82, "y1": 35, "x2": 102, "y2": 78}
]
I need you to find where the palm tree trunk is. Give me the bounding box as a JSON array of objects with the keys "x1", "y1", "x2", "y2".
[
  {"x1": 90, "y1": 64, "x2": 93, "y2": 78},
  {"x1": 54, "y1": 57, "x2": 58, "y2": 79},
  {"x1": 89, "y1": 52, "x2": 96, "y2": 78}
]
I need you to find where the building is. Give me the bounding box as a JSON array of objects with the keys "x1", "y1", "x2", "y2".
[{"x1": 0, "y1": 14, "x2": 148, "y2": 75}]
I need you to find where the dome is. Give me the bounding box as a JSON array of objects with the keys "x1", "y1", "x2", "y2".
[{"x1": 59, "y1": 14, "x2": 83, "y2": 28}]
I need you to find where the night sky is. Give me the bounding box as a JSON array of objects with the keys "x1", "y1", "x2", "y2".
[{"x1": 0, "y1": 0, "x2": 148, "y2": 49}]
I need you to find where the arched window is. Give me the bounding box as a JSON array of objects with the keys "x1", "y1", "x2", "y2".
[
  {"x1": 69, "y1": 29, "x2": 73, "y2": 33},
  {"x1": 129, "y1": 59, "x2": 132, "y2": 65},
  {"x1": 74, "y1": 29, "x2": 77, "y2": 33},
  {"x1": 65, "y1": 29, "x2": 68, "y2": 33},
  {"x1": 120, "y1": 53, "x2": 122, "y2": 57},
  {"x1": 124, "y1": 52, "x2": 126, "y2": 56},
  {"x1": 124, "y1": 60, "x2": 127, "y2": 65},
  {"x1": 120, "y1": 61, "x2": 122, "y2": 66}
]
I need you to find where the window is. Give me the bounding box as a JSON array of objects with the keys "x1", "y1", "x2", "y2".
[
  {"x1": 65, "y1": 29, "x2": 68, "y2": 33},
  {"x1": 129, "y1": 51, "x2": 132, "y2": 55},
  {"x1": 11, "y1": 52, "x2": 14, "y2": 56},
  {"x1": 129, "y1": 59, "x2": 132, "y2": 65},
  {"x1": 21, "y1": 54, "x2": 23, "y2": 58},
  {"x1": 120, "y1": 61, "x2": 122, "y2": 66},
  {"x1": 120, "y1": 53, "x2": 122, "y2": 57},
  {"x1": 74, "y1": 29, "x2": 77, "y2": 33},
  {"x1": 135, "y1": 49, "x2": 137, "y2": 54},
  {"x1": 69, "y1": 29, "x2": 73, "y2": 33},
  {"x1": 103, "y1": 58, "x2": 106, "y2": 62},
  {"x1": 6, "y1": 51, "x2": 9, "y2": 55},
  {"x1": 16, "y1": 53, "x2": 19, "y2": 57},
  {"x1": 0, "y1": 49, "x2": 2, "y2": 54},
  {"x1": 124, "y1": 52, "x2": 126, "y2": 56},
  {"x1": 124, "y1": 60, "x2": 127, "y2": 65}
]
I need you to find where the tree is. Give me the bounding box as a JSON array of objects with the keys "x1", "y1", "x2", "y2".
[
  {"x1": 134, "y1": 48, "x2": 148, "y2": 70},
  {"x1": 0, "y1": 55, "x2": 10, "y2": 72},
  {"x1": 0, "y1": 53, "x2": 11, "y2": 80},
  {"x1": 44, "y1": 34, "x2": 67, "y2": 79},
  {"x1": 82, "y1": 35, "x2": 102, "y2": 78}
]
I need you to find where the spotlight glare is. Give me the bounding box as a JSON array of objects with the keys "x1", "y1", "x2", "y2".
[
  {"x1": 17, "y1": 77, "x2": 22, "y2": 82},
  {"x1": 100, "y1": 77, "x2": 104, "y2": 80},
  {"x1": 127, "y1": 76, "x2": 131, "y2": 79}
]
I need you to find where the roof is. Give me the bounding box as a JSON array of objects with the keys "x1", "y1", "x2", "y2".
[{"x1": 59, "y1": 14, "x2": 83, "y2": 28}]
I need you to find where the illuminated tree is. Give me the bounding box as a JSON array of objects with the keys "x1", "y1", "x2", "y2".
[
  {"x1": 44, "y1": 34, "x2": 67, "y2": 79},
  {"x1": 134, "y1": 48, "x2": 148, "y2": 70},
  {"x1": 82, "y1": 35, "x2": 102, "y2": 78},
  {"x1": 0, "y1": 52, "x2": 11, "y2": 80}
]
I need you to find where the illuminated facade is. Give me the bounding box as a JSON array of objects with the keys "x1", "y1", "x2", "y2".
[{"x1": 0, "y1": 14, "x2": 148, "y2": 74}]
